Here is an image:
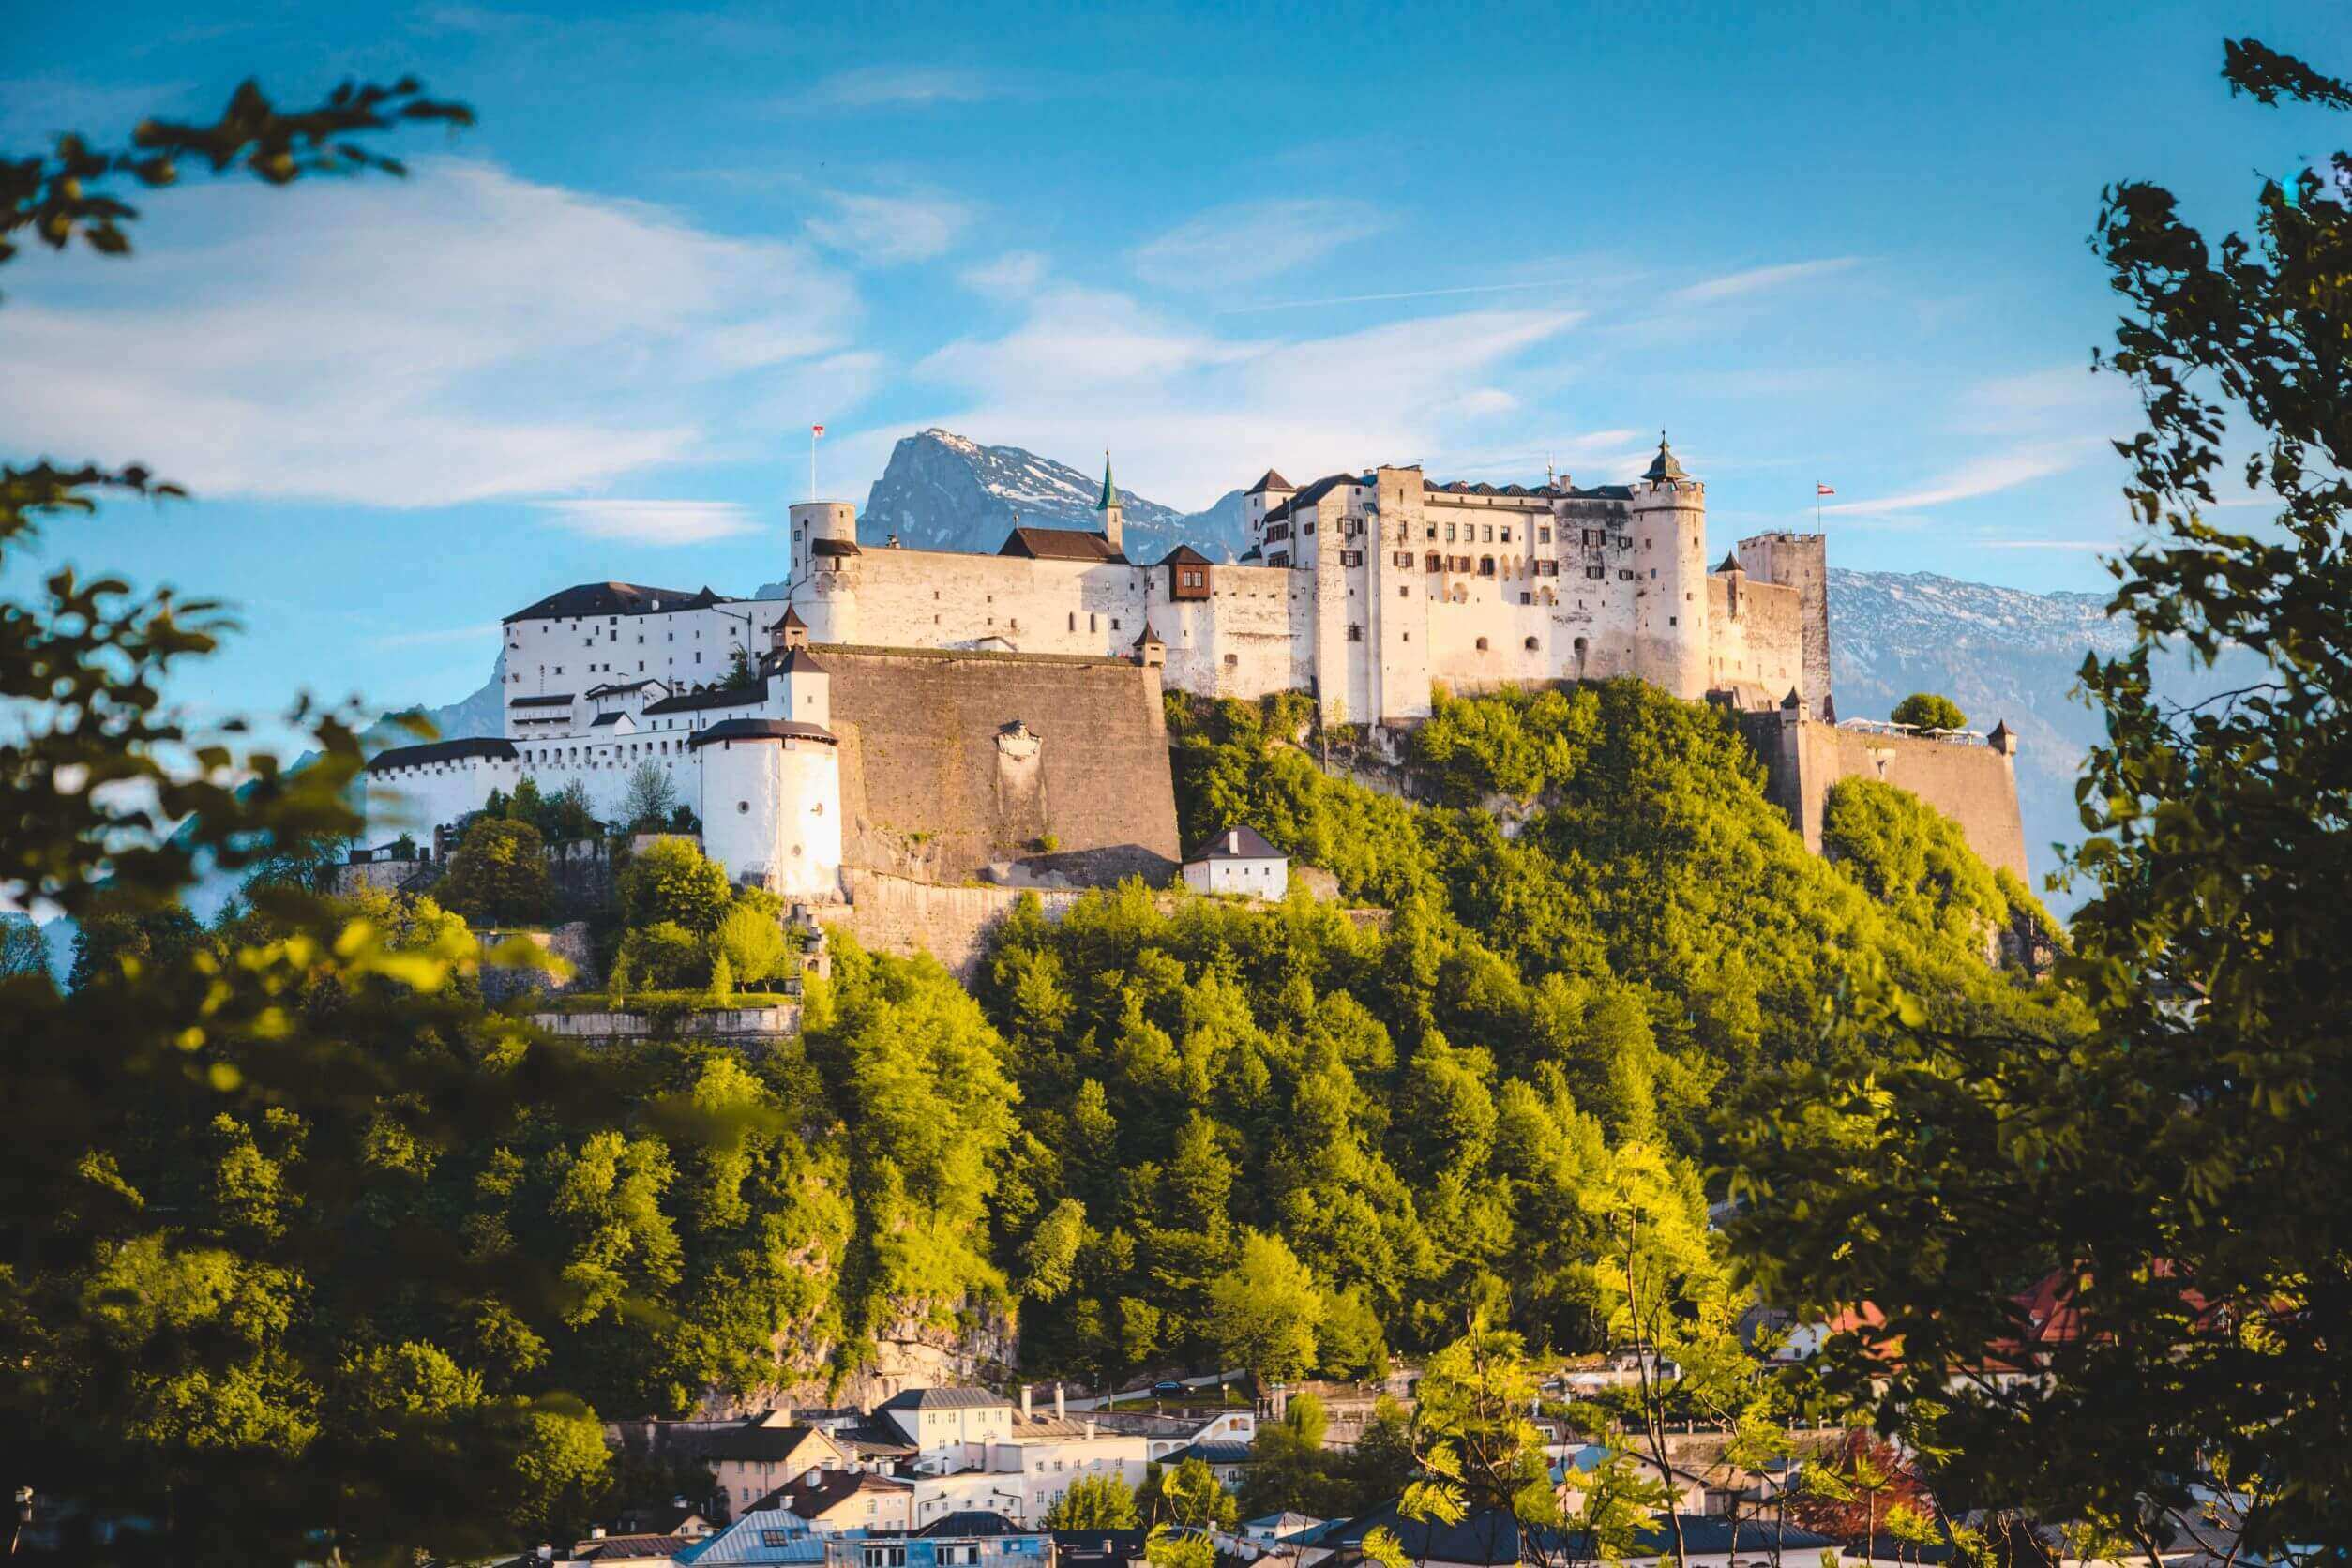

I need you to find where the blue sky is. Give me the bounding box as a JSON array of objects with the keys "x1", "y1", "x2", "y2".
[{"x1": 4, "y1": 0, "x2": 2345, "y2": 725}]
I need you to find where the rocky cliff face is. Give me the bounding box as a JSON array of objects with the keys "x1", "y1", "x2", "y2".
[{"x1": 846, "y1": 428, "x2": 1249, "y2": 564}]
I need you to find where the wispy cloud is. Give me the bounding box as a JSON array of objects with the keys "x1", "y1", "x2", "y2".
[
  {"x1": 1979, "y1": 538, "x2": 2114, "y2": 551},
  {"x1": 807, "y1": 189, "x2": 975, "y2": 264},
  {"x1": 960, "y1": 251, "x2": 1048, "y2": 299},
  {"x1": 1670, "y1": 256, "x2": 1862, "y2": 306},
  {"x1": 801, "y1": 66, "x2": 998, "y2": 111},
  {"x1": 533, "y1": 499, "x2": 761, "y2": 544},
  {"x1": 1132, "y1": 198, "x2": 1390, "y2": 292},
  {"x1": 1820, "y1": 443, "x2": 2088, "y2": 516},
  {"x1": 914, "y1": 284, "x2": 1580, "y2": 504},
  {"x1": 1221, "y1": 277, "x2": 1584, "y2": 315},
  {"x1": 0, "y1": 158, "x2": 862, "y2": 506}
]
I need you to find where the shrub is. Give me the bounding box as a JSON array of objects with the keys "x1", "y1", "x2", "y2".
[
  {"x1": 613, "y1": 920, "x2": 705, "y2": 989},
  {"x1": 715, "y1": 904, "x2": 788, "y2": 985},
  {"x1": 441, "y1": 815, "x2": 550, "y2": 926},
  {"x1": 619, "y1": 837, "x2": 731, "y2": 933}
]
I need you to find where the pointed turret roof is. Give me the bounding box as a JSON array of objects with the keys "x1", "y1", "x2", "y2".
[
  {"x1": 1781, "y1": 686, "x2": 1804, "y2": 710},
  {"x1": 771, "y1": 604, "x2": 807, "y2": 631},
  {"x1": 1715, "y1": 550, "x2": 1743, "y2": 575},
  {"x1": 1246, "y1": 469, "x2": 1294, "y2": 496},
  {"x1": 1644, "y1": 432, "x2": 1687, "y2": 483},
  {"x1": 1134, "y1": 624, "x2": 1165, "y2": 647},
  {"x1": 1098, "y1": 452, "x2": 1119, "y2": 511}
]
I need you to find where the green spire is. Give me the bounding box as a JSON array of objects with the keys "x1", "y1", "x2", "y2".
[{"x1": 1098, "y1": 451, "x2": 1118, "y2": 511}]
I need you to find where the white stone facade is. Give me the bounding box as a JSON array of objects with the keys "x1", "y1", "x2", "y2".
[{"x1": 781, "y1": 441, "x2": 1829, "y2": 726}]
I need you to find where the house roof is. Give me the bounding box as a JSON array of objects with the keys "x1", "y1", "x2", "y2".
[
  {"x1": 1185, "y1": 824, "x2": 1284, "y2": 864},
  {"x1": 774, "y1": 605, "x2": 808, "y2": 630},
  {"x1": 917, "y1": 1511, "x2": 1031, "y2": 1539},
  {"x1": 1316, "y1": 1503, "x2": 1835, "y2": 1566},
  {"x1": 1244, "y1": 1513, "x2": 1323, "y2": 1535},
  {"x1": 505, "y1": 581, "x2": 719, "y2": 625},
  {"x1": 1245, "y1": 469, "x2": 1293, "y2": 495},
  {"x1": 588, "y1": 678, "x2": 667, "y2": 699},
  {"x1": 612, "y1": 1500, "x2": 712, "y2": 1535},
  {"x1": 811, "y1": 537, "x2": 862, "y2": 558},
  {"x1": 696, "y1": 1422, "x2": 842, "y2": 1463},
  {"x1": 590, "y1": 712, "x2": 629, "y2": 728},
  {"x1": 1716, "y1": 550, "x2": 1744, "y2": 574},
  {"x1": 690, "y1": 718, "x2": 838, "y2": 748},
  {"x1": 643, "y1": 682, "x2": 769, "y2": 716},
  {"x1": 365, "y1": 736, "x2": 517, "y2": 773},
  {"x1": 830, "y1": 1426, "x2": 918, "y2": 1458},
  {"x1": 1157, "y1": 544, "x2": 1214, "y2": 567},
  {"x1": 1050, "y1": 1530, "x2": 1148, "y2": 1568},
  {"x1": 1261, "y1": 473, "x2": 1364, "y2": 525},
  {"x1": 774, "y1": 647, "x2": 831, "y2": 677},
  {"x1": 878, "y1": 1386, "x2": 1009, "y2": 1411},
  {"x1": 998, "y1": 526, "x2": 1128, "y2": 563},
  {"x1": 572, "y1": 1534, "x2": 695, "y2": 1563},
  {"x1": 510, "y1": 692, "x2": 576, "y2": 708},
  {"x1": 766, "y1": 1469, "x2": 912, "y2": 1520},
  {"x1": 678, "y1": 1508, "x2": 824, "y2": 1564}
]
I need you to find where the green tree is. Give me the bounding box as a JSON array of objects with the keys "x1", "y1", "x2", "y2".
[
  {"x1": 441, "y1": 813, "x2": 550, "y2": 926},
  {"x1": 621, "y1": 761, "x2": 681, "y2": 832},
  {"x1": 1208, "y1": 1229, "x2": 1324, "y2": 1382},
  {"x1": 1724, "y1": 37, "x2": 2352, "y2": 1562},
  {"x1": 0, "y1": 911, "x2": 48, "y2": 980},
  {"x1": 1887, "y1": 693, "x2": 1966, "y2": 731},
  {"x1": 621, "y1": 836, "x2": 733, "y2": 934},
  {"x1": 1399, "y1": 1315, "x2": 1557, "y2": 1545},
  {"x1": 1045, "y1": 1472, "x2": 1140, "y2": 1530},
  {"x1": 614, "y1": 920, "x2": 707, "y2": 990},
  {"x1": 0, "y1": 74, "x2": 674, "y2": 1564},
  {"x1": 1147, "y1": 1455, "x2": 1238, "y2": 1531},
  {"x1": 714, "y1": 901, "x2": 788, "y2": 986}
]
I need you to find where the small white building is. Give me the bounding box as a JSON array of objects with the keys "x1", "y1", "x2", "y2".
[{"x1": 1181, "y1": 825, "x2": 1289, "y2": 899}]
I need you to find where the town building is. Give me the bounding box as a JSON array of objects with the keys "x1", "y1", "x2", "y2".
[{"x1": 1180, "y1": 826, "x2": 1289, "y2": 898}]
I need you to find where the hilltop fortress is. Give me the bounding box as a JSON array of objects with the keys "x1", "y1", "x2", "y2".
[{"x1": 364, "y1": 439, "x2": 2028, "y2": 915}]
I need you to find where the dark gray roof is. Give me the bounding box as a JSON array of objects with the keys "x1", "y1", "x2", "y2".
[
  {"x1": 366, "y1": 737, "x2": 516, "y2": 772},
  {"x1": 504, "y1": 581, "x2": 718, "y2": 625},
  {"x1": 643, "y1": 682, "x2": 768, "y2": 716},
  {"x1": 811, "y1": 537, "x2": 862, "y2": 557},
  {"x1": 587, "y1": 678, "x2": 665, "y2": 698},
  {"x1": 690, "y1": 718, "x2": 838, "y2": 748},
  {"x1": 998, "y1": 526, "x2": 1127, "y2": 564},
  {"x1": 510, "y1": 693, "x2": 574, "y2": 709},
  {"x1": 1261, "y1": 473, "x2": 1364, "y2": 524},
  {"x1": 589, "y1": 712, "x2": 627, "y2": 727},
  {"x1": 1716, "y1": 550, "x2": 1744, "y2": 574},
  {"x1": 572, "y1": 1535, "x2": 694, "y2": 1562},
  {"x1": 917, "y1": 1512, "x2": 1031, "y2": 1539},
  {"x1": 693, "y1": 1422, "x2": 836, "y2": 1462},
  {"x1": 774, "y1": 647, "x2": 831, "y2": 677},
  {"x1": 1050, "y1": 1530, "x2": 1147, "y2": 1568},
  {"x1": 1644, "y1": 435, "x2": 1688, "y2": 482},
  {"x1": 878, "y1": 1386, "x2": 1007, "y2": 1411},
  {"x1": 1173, "y1": 1440, "x2": 1255, "y2": 1465},
  {"x1": 1186, "y1": 824, "x2": 1284, "y2": 863}
]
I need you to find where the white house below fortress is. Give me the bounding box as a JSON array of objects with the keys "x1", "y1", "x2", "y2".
[{"x1": 367, "y1": 438, "x2": 1975, "y2": 896}]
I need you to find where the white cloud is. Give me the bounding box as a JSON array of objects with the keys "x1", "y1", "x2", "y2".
[
  {"x1": 1820, "y1": 443, "x2": 2088, "y2": 515},
  {"x1": 1980, "y1": 539, "x2": 2114, "y2": 551},
  {"x1": 806, "y1": 189, "x2": 974, "y2": 264},
  {"x1": 1670, "y1": 257, "x2": 1862, "y2": 306},
  {"x1": 1456, "y1": 388, "x2": 1519, "y2": 417},
  {"x1": 0, "y1": 158, "x2": 861, "y2": 507},
  {"x1": 913, "y1": 285, "x2": 1581, "y2": 504},
  {"x1": 959, "y1": 250, "x2": 1048, "y2": 299},
  {"x1": 1960, "y1": 365, "x2": 2137, "y2": 435},
  {"x1": 800, "y1": 67, "x2": 997, "y2": 110},
  {"x1": 533, "y1": 499, "x2": 761, "y2": 544},
  {"x1": 1131, "y1": 198, "x2": 1390, "y2": 292}
]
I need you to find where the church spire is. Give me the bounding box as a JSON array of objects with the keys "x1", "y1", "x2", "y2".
[{"x1": 1097, "y1": 450, "x2": 1123, "y2": 553}]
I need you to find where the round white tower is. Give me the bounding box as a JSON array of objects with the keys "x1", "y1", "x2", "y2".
[
  {"x1": 692, "y1": 718, "x2": 842, "y2": 900},
  {"x1": 788, "y1": 500, "x2": 861, "y2": 645},
  {"x1": 1629, "y1": 435, "x2": 1710, "y2": 700}
]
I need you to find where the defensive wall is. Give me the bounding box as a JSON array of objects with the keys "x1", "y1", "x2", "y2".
[
  {"x1": 1738, "y1": 707, "x2": 2030, "y2": 882},
  {"x1": 837, "y1": 868, "x2": 1087, "y2": 982},
  {"x1": 821, "y1": 645, "x2": 1183, "y2": 888}
]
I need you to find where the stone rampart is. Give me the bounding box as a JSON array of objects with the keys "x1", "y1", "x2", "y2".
[
  {"x1": 822, "y1": 645, "x2": 1182, "y2": 887},
  {"x1": 837, "y1": 868, "x2": 1086, "y2": 981},
  {"x1": 530, "y1": 1004, "x2": 802, "y2": 1041},
  {"x1": 1740, "y1": 712, "x2": 2029, "y2": 881}
]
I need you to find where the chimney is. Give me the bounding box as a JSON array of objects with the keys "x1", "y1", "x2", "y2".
[
  {"x1": 1021, "y1": 1384, "x2": 1033, "y2": 1422},
  {"x1": 1055, "y1": 1383, "x2": 1066, "y2": 1422},
  {"x1": 592, "y1": 1526, "x2": 608, "y2": 1540},
  {"x1": 1085, "y1": 1418, "x2": 1096, "y2": 1440}
]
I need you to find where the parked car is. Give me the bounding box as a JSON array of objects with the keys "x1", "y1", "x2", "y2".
[{"x1": 1152, "y1": 1380, "x2": 1187, "y2": 1398}]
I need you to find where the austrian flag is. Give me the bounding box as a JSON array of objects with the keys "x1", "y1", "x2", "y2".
[
  {"x1": 1817, "y1": 482, "x2": 1835, "y2": 496},
  {"x1": 812, "y1": 424, "x2": 825, "y2": 438}
]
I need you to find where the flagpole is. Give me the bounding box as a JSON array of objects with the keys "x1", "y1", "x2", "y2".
[{"x1": 811, "y1": 427, "x2": 818, "y2": 503}]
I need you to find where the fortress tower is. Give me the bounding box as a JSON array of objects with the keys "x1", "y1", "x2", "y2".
[
  {"x1": 1097, "y1": 453, "x2": 1124, "y2": 555},
  {"x1": 1629, "y1": 435, "x2": 1710, "y2": 700},
  {"x1": 1736, "y1": 532, "x2": 1831, "y2": 711},
  {"x1": 788, "y1": 499, "x2": 861, "y2": 645},
  {"x1": 695, "y1": 715, "x2": 842, "y2": 900}
]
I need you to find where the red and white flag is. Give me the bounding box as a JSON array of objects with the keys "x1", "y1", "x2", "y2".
[
  {"x1": 1817, "y1": 482, "x2": 1835, "y2": 496},
  {"x1": 812, "y1": 424, "x2": 826, "y2": 438}
]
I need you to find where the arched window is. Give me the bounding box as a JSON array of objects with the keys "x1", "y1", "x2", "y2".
[
  {"x1": 1524, "y1": 636, "x2": 1539, "y2": 650},
  {"x1": 1476, "y1": 637, "x2": 1490, "y2": 652},
  {"x1": 1573, "y1": 636, "x2": 1590, "y2": 675}
]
